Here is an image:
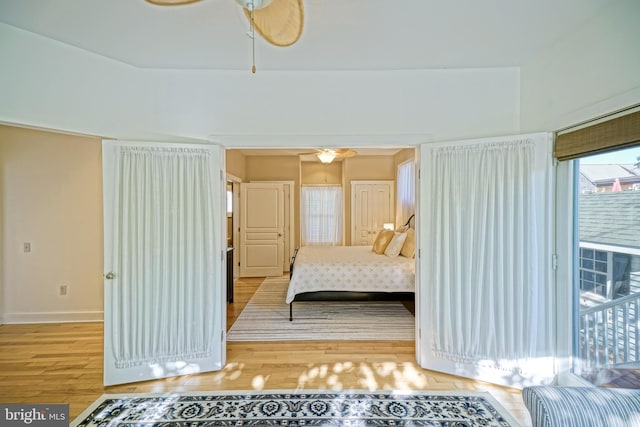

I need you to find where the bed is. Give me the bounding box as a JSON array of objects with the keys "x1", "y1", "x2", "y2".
[{"x1": 287, "y1": 245, "x2": 415, "y2": 321}]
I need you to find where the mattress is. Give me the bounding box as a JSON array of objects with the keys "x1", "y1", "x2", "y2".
[{"x1": 286, "y1": 245, "x2": 415, "y2": 303}]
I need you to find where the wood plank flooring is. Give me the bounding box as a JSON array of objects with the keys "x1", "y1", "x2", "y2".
[{"x1": 0, "y1": 277, "x2": 532, "y2": 426}]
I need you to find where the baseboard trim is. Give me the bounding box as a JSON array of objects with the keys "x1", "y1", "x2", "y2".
[{"x1": 3, "y1": 311, "x2": 104, "y2": 324}]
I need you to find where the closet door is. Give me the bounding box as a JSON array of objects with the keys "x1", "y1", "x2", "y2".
[{"x1": 351, "y1": 181, "x2": 394, "y2": 245}]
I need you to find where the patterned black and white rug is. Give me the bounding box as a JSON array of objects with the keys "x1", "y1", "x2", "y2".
[{"x1": 72, "y1": 390, "x2": 519, "y2": 426}]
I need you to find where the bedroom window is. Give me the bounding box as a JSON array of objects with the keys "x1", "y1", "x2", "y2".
[
  {"x1": 301, "y1": 185, "x2": 343, "y2": 246},
  {"x1": 396, "y1": 159, "x2": 415, "y2": 227}
]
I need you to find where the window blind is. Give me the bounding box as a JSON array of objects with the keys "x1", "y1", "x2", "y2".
[{"x1": 555, "y1": 109, "x2": 640, "y2": 161}]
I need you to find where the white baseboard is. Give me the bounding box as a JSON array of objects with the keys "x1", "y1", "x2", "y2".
[{"x1": 3, "y1": 310, "x2": 104, "y2": 324}]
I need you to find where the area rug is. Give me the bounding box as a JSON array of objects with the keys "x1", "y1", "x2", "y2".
[
  {"x1": 227, "y1": 277, "x2": 415, "y2": 341},
  {"x1": 72, "y1": 390, "x2": 520, "y2": 426}
]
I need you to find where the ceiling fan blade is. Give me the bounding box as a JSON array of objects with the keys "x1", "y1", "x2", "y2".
[
  {"x1": 334, "y1": 149, "x2": 357, "y2": 158},
  {"x1": 242, "y1": 0, "x2": 304, "y2": 47},
  {"x1": 145, "y1": 0, "x2": 203, "y2": 5}
]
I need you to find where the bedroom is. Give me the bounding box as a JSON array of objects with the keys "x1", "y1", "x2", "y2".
[
  {"x1": 0, "y1": 0, "x2": 639, "y2": 423},
  {"x1": 224, "y1": 147, "x2": 417, "y2": 332},
  {"x1": 225, "y1": 147, "x2": 415, "y2": 266}
]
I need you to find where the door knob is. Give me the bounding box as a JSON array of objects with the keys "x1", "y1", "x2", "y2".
[{"x1": 105, "y1": 272, "x2": 115, "y2": 280}]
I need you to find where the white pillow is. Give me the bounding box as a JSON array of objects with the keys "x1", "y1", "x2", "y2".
[{"x1": 384, "y1": 232, "x2": 408, "y2": 257}]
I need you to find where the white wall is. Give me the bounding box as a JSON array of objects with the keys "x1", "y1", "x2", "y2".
[
  {"x1": 0, "y1": 23, "x2": 521, "y2": 145},
  {"x1": 521, "y1": 0, "x2": 640, "y2": 131},
  {"x1": 0, "y1": 125, "x2": 103, "y2": 323},
  {"x1": 0, "y1": 142, "x2": 4, "y2": 324}
]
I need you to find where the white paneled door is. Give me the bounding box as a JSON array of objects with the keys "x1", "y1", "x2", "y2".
[
  {"x1": 102, "y1": 141, "x2": 227, "y2": 386},
  {"x1": 351, "y1": 181, "x2": 394, "y2": 245},
  {"x1": 416, "y1": 133, "x2": 555, "y2": 388},
  {"x1": 240, "y1": 182, "x2": 285, "y2": 277}
]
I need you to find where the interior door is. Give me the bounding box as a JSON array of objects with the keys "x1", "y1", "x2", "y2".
[
  {"x1": 102, "y1": 141, "x2": 226, "y2": 386},
  {"x1": 416, "y1": 133, "x2": 555, "y2": 388},
  {"x1": 371, "y1": 183, "x2": 393, "y2": 232},
  {"x1": 353, "y1": 184, "x2": 373, "y2": 245},
  {"x1": 240, "y1": 182, "x2": 284, "y2": 277},
  {"x1": 352, "y1": 182, "x2": 394, "y2": 245}
]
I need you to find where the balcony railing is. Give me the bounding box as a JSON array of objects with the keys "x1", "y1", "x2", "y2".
[{"x1": 579, "y1": 290, "x2": 640, "y2": 370}]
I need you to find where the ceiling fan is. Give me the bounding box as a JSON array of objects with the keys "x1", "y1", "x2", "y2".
[
  {"x1": 301, "y1": 148, "x2": 358, "y2": 164},
  {"x1": 145, "y1": 0, "x2": 304, "y2": 48}
]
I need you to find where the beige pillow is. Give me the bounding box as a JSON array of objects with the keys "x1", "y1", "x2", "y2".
[
  {"x1": 384, "y1": 231, "x2": 408, "y2": 257},
  {"x1": 400, "y1": 228, "x2": 415, "y2": 258},
  {"x1": 372, "y1": 229, "x2": 395, "y2": 254}
]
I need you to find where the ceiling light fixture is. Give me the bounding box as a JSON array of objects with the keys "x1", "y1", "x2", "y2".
[{"x1": 317, "y1": 150, "x2": 337, "y2": 164}]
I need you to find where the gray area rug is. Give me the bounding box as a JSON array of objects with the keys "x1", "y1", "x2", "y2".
[
  {"x1": 227, "y1": 277, "x2": 415, "y2": 341},
  {"x1": 72, "y1": 390, "x2": 520, "y2": 426}
]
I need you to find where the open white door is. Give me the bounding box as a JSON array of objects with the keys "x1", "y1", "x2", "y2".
[
  {"x1": 102, "y1": 141, "x2": 226, "y2": 386},
  {"x1": 416, "y1": 133, "x2": 556, "y2": 388},
  {"x1": 240, "y1": 182, "x2": 284, "y2": 277}
]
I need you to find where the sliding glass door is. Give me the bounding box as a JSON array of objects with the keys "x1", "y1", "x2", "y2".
[{"x1": 571, "y1": 146, "x2": 640, "y2": 386}]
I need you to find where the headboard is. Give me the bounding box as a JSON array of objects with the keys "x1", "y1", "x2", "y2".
[{"x1": 403, "y1": 214, "x2": 415, "y2": 229}]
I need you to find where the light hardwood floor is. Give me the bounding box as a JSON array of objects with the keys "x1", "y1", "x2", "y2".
[{"x1": 0, "y1": 277, "x2": 532, "y2": 426}]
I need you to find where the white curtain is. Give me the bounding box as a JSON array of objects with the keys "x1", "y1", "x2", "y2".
[
  {"x1": 396, "y1": 160, "x2": 415, "y2": 227},
  {"x1": 110, "y1": 145, "x2": 219, "y2": 368},
  {"x1": 424, "y1": 136, "x2": 553, "y2": 375},
  {"x1": 301, "y1": 186, "x2": 343, "y2": 246}
]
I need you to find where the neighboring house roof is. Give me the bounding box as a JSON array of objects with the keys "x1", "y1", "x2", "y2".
[
  {"x1": 579, "y1": 192, "x2": 640, "y2": 250},
  {"x1": 580, "y1": 164, "x2": 640, "y2": 185}
]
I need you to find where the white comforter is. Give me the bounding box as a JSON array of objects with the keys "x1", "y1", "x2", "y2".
[{"x1": 286, "y1": 245, "x2": 415, "y2": 303}]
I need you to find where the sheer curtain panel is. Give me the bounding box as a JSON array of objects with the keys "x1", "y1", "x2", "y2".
[
  {"x1": 110, "y1": 145, "x2": 219, "y2": 368},
  {"x1": 301, "y1": 186, "x2": 343, "y2": 245},
  {"x1": 420, "y1": 133, "x2": 555, "y2": 387},
  {"x1": 396, "y1": 159, "x2": 415, "y2": 227}
]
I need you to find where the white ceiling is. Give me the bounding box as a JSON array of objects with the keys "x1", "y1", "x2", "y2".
[{"x1": 0, "y1": 0, "x2": 613, "y2": 72}]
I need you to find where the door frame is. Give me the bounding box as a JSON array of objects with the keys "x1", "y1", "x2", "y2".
[
  {"x1": 225, "y1": 147, "x2": 420, "y2": 359},
  {"x1": 227, "y1": 173, "x2": 242, "y2": 281},
  {"x1": 554, "y1": 159, "x2": 593, "y2": 386}
]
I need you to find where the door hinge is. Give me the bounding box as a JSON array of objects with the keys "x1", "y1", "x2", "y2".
[
  {"x1": 418, "y1": 169, "x2": 421, "y2": 179},
  {"x1": 552, "y1": 254, "x2": 558, "y2": 271}
]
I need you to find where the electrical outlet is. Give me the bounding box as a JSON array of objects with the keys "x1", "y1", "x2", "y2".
[
  {"x1": 59, "y1": 285, "x2": 68, "y2": 296},
  {"x1": 23, "y1": 242, "x2": 31, "y2": 253}
]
